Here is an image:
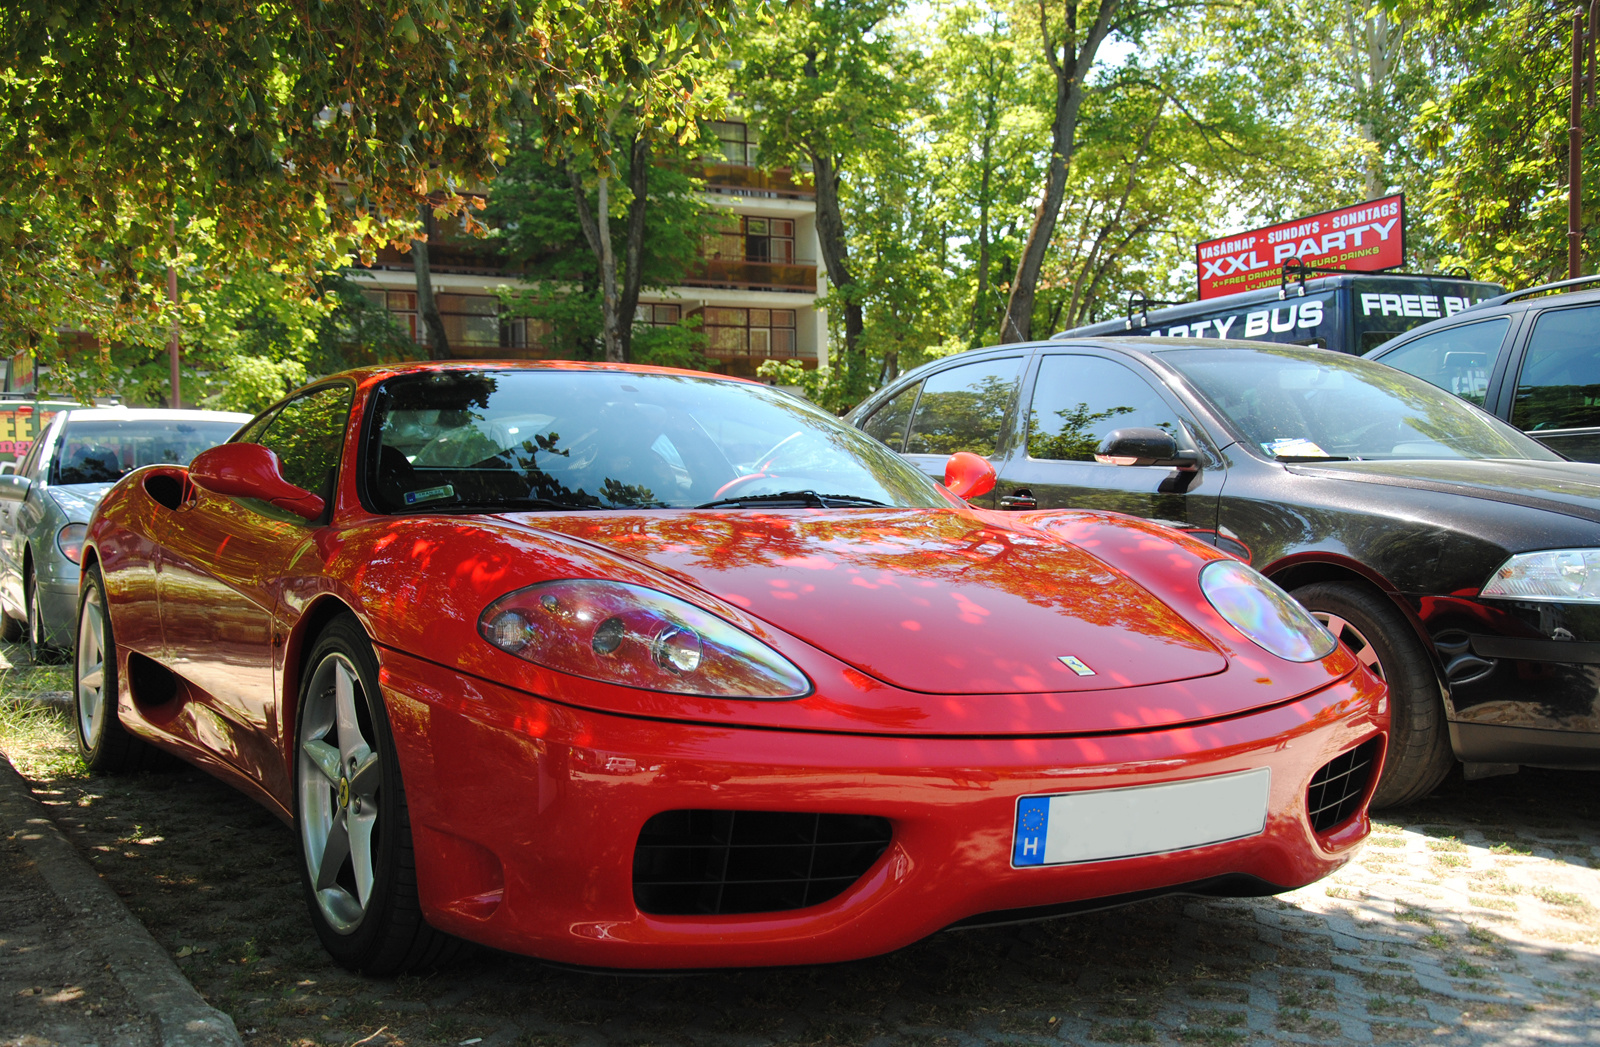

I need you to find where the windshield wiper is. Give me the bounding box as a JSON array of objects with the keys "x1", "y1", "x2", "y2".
[
  {"x1": 695, "y1": 490, "x2": 888, "y2": 509},
  {"x1": 422, "y1": 497, "x2": 619, "y2": 513},
  {"x1": 1275, "y1": 455, "x2": 1353, "y2": 463}
]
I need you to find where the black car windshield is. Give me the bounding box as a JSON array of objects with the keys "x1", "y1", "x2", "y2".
[
  {"x1": 365, "y1": 369, "x2": 950, "y2": 512},
  {"x1": 1161, "y1": 347, "x2": 1561, "y2": 462},
  {"x1": 51, "y1": 418, "x2": 245, "y2": 485}
]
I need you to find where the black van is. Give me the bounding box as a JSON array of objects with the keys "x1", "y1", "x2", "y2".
[{"x1": 1060, "y1": 273, "x2": 1504, "y2": 355}]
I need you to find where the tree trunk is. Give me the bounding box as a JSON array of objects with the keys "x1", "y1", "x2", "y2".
[
  {"x1": 412, "y1": 204, "x2": 452, "y2": 361},
  {"x1": 999, "y1": 0, "x2": 1120, "y2": 343},
  {"x1": 564, "y1": 159, "x2": 625, "y2": 362},
  {"x1": 618, "y1": 133, "x2": 651, "y2": 361},
  {"x1": 811, "y1": 152, "x2": 864, "y2": 390}
]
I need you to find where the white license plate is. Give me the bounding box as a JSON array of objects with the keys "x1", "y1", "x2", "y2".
[{"x1": 1012, "y1": 767, "x2": 1271, "y2": 867}]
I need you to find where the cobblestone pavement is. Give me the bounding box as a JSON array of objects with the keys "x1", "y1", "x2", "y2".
[{"x1": 6, "y1": 682, "x2": 1600, "y2": 1047}]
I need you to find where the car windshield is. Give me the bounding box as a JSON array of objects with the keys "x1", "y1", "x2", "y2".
[
  {"x1": 365, "y1": 370, "x2": 950, "y2": 512},
  {"x1": 51, "y1": 418, "x2": 245, "y2": 485},
  {"x1": 1161, "y1": 347, "x2": 1561, "y2": 462}
]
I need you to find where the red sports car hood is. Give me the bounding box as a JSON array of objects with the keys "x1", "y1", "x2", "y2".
[{"x1": 518, "y1": 509, "x2": 1228, "y2": 695}]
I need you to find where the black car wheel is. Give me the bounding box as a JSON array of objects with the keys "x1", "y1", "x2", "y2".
[
  {"x1": 26, "y1": 565, "x2": 63, "y2": 665},
  {"x1": 1294, "y1": 581, "x2": 1454, "y2": 808},
  {"x1": 74, "y1": 563, "x2": 152, "y2": 774},
  {"x1": 295, "y1": 615, "x2": 458, "y2": 974}
]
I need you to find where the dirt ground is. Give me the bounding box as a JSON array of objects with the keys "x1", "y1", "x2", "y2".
[{"x1": 6, "y1": 657, "x2": 1600, "y2": 1047}]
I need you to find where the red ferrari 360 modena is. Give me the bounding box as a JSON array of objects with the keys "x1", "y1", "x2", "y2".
[{"x1": 76, "y1": 362, "x2": 1386, "y2": 974}]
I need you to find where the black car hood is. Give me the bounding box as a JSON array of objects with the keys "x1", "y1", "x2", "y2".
[{"x1": 1286, "y1": 459, "x2": 1600, "y2": 525}]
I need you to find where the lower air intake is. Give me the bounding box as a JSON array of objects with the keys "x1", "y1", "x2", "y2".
[
  {"x1": 1306, "y1": 739, "x2": 1381, "y2": 833},
  {"x1": 633, "y1": 810, "x2": 892, "y2": 915}
]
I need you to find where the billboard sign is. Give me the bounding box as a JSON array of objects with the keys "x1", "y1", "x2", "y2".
[{"x1": 1195, "y1": 194, "x2": 1405, "y2": 300}]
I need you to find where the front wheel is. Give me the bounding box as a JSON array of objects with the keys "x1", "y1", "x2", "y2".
[
  {"x1": 1293, "y1": 581, "x2": 1454, "y2": 808},
  {"x1": 295, "y1": 615, "x2": 457, "y2": 974},
  {"x1": 27, "y1": 567, "x2": 64, "y2": 665},
  {"x1": 74, "y1": 564, "x2": 150, "y2": 773}
]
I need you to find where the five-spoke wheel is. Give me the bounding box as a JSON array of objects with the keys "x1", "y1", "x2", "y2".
[
  {"x1": 294, "y1": 615, "x2": 456, "y2": 973},
  {"x1": 73, "y1": 563, "x2": 147, "y2": 773}
]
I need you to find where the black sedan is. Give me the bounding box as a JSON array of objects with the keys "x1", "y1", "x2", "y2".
[{"x1": 849, "y1": 337, "x2": 1600, "y2": 807}]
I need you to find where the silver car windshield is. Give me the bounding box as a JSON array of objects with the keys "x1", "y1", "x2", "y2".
[
  {"x1": 365, "y1": 370, "x2": 950, "y2": 512},
  {"x1": 1161, "y1": 347, "x2": 1561, "y2": 462},
  {"x1": 52, "y1": 419, "x2": 247, "y2": 485}
]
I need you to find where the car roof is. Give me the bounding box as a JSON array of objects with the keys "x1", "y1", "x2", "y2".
[
  {"x1": 330, "y1": 359, "x2": 768, "y2": 387},
  {"x1": 1366, "y1": 285, "x2": 1600, "y2": 357},
  {"x1": 58, "y1": 407, "x2": 253, "y2": 422}
]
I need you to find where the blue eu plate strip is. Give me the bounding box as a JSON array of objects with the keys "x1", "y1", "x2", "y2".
[{"x1": 1013, "y1": 796, "x2": 1051, "y2": 866}]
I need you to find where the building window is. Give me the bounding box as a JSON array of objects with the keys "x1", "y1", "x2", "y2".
[
  {"x1": 702, "y1": 308, "x2": 797, "y2": 359},
  {"x1": 707, "y1": 217, "x2": 795, "y2": 264},
  {"x1": 706, "y1": 121, "x2": 757, "y2": 166},
  {"x1": 636, "y1": 304, "x2": 682, "y2": 328},
  {"x1": 362, "y1": 289, "x2": 517, "y2": 348}
]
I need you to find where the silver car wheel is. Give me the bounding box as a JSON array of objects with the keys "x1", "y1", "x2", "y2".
[
  {"x1": 297, "y1": 653, "x2": 381, "y2": 935},
  {"x1": 1312, "y1": 611, "x2": 1385, "y2": 680},
  {"x1": 75, "y1": 584, "x2": 106, "y2": 747}
]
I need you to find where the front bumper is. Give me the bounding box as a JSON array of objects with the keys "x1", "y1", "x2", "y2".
[{"x1": 378, "y1": 647, "x2": 1386, "y2": 969}]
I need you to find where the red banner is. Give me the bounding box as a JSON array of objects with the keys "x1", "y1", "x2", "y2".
[{"x1": 1195, "y1": 194, "x2": 1405, "y2": 300}]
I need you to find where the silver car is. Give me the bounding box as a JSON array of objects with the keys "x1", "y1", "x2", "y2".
[{"x1": 0, "y1": 407, "x2": 251, "y2": 660}]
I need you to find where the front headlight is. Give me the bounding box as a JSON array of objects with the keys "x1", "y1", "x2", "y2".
[
  {"x1": 479, "y1": 580, "x2": 812, "y2": 699},
  {"x1": 57, "y1": 523, "x2": 87, "y2": 565},
  {"x1": 1481, "y1": 549, "x2": 1600, "y2": 601},
  {"x1": 1200, "y1": 559, "x2": 1337, "y2": 662}
]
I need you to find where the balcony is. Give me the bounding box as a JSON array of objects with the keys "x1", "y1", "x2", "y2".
[
  {"x1": 702, "y1": 164, "x2": 815, "y2": 200},
  {"x1": 684, "y1": 258, "x2": 818, "y2": 293}
]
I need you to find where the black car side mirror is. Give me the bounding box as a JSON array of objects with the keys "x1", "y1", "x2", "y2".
[{"x1": 1094, "y1": 428, "x2": 1198, "y2": 470}]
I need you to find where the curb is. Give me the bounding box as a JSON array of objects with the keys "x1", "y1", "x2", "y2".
[{"x1": 0, "y1": 754, "x2": 243, "y2": 1047}]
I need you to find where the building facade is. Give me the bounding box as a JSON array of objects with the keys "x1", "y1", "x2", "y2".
[{"x1": 348, "y1": 120, "x2": 828, "y2": 379}]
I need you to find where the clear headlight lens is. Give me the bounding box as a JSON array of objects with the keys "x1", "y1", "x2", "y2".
[
  {"x1": 479, "y1": 580, "x2": 811, "y2": 699},
  {"x1": 56, "y1": 523, "x2": 86, "y2": 565},
  {"x1": 1200, "y1": 559, "x2": 1337, "y2": 662},
  {"x1": 1481, "y1": 549, "x2": 1600, "y2": 602}
]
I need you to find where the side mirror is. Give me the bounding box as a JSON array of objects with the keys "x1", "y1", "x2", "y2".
[
  {"x1": 0, "y1": 474, "x2": 30, "y2": 502},
  {"x1": 943, "y1": 451, "x2": 997, "y2": 500},
  {"x1": 189, "y1": 443, "x2": 325, "y2": 521},
  {"x1": 1094, "y1": 428, "x2": 1198, "y2": 469}
]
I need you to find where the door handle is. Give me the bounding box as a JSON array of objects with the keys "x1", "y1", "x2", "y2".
[{"x1": 998, "y1": 491, "x2": 1037, "y2": 510}]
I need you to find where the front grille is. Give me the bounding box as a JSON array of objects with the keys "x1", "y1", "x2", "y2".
[
  {"x1": 1306, "y1": 740, "x2": 1381, "y2": 833},
  {"x1": 633, "y1": 810, "x2": 892, "y2": 915}
]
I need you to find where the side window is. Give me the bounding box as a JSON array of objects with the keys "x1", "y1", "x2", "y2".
[
  {"x1": 861, "y1": 383, "x2": 920, "y2": 451},
  {"x1": 1377, "y1": 318, "x2": 1509, "y2": 407},
  {"x1": 904, "y1": 358, "x2": 1023, "y2": 456},
  {"x1": 1512, "y1": 305, "x2": 1600, "y2": 431},
  {"x1": 233, "y1": 407, "x2": 279, "y2": 446},
  {"x1": 253, "y1": 385, "x2": 354, "y2": 500},
  {"x1": 1027, "y1": 356, "x2": 1181, "y2": 461},
  {"x1": 18, "y1": 422, "x2": 47, "y2": 481}
]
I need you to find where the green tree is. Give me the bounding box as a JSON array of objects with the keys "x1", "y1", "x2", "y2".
[
  {"x1": 735, "y1": 0, "x2": 912, "y2": 404},
  {"x1": 487, "y1": 130, "x2": 714, "y2": 365},
  {"x1": 0, "y1": 0, "x2": 732, "y2": 363}
]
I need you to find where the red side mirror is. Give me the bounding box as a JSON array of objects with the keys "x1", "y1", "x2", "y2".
[
  {"x1": 943, "y1": 451, "x2": 996, "y2": 500},
  {"x1": 188, "y1": 443, "x2": 325, "y2": 521}
]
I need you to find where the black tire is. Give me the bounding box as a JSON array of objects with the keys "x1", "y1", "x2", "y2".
[
  {"x1": 26, "y1": 564, "x2": 64, "y2": 665},
  {"x1": 74, "y1": 564, "x2": 152, "y2": 774},
  {"x1": 1293, "y1": 581, "x2": 1454, "y2": 808},
  {"x1": 294, "y1": 615, "x2": 459, "y2": 975}
]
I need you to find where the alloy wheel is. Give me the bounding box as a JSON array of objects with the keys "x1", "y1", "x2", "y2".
[
  {"x1": 297, "y1": 653, "x2": 382, "y2": 934},
  {"x1": 1312, "y1": 611, "x2": 1385, "y2": 681},
  {"x1": 75, "y1": 585, "x2": 106, "y2": 747}
]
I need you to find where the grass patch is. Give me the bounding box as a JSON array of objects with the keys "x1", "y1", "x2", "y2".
[
  {"x1": 0, "y1": 696, "x2": 82, "y2": 778},
  {"x1": 1535, "y1": 887, "x2": 1590, "y2": 908},
  {"x1": 1089, "y1": 1020, "x2": 1158, "y2": 1043},
  {"x1": 1394, "y1": 907, "x2": 1435, "y2": 926},
  {"x1": 1425, "y1": 836, "x2": 1465, "y2": 853},
  {"x1": 1471, "y1": 895, "x2": 1518, "y2": 911},
  {"x1": 1367, "y1": 835, "x2": 1407, "y2": 848},
  {"x1": 1489, "y1": 842, "x2": 1533, "y2": 856}
]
